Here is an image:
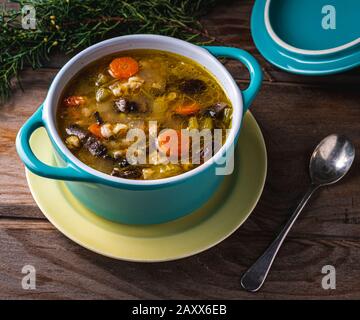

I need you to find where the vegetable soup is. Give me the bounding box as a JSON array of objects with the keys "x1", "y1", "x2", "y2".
[{"x1": 57, "y1": 49, "x2": 233, "y2": 180}]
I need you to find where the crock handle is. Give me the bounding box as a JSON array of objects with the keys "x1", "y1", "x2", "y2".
[
  {"x1": 203, "y1": 46, "x2": 262, "y2": 111},
  {"x1": 16, "y1": 105, "x2": 93, "y2": 181}
]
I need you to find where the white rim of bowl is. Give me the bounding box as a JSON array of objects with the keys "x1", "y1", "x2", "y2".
[
  {"x1": 44, "y1": 35, "x2": 243, "y2": 187},
  {"x1": 264, "y1": 0, "x2": 360, "y2": 56}
]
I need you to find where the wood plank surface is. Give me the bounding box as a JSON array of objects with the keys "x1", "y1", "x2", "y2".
[{"x1": 0, "y1": 0, "x2": 359, "y2": 299}]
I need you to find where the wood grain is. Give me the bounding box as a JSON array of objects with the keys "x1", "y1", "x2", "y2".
[
  {"x1": 1, "y1": 220, "x2": 360, "y2": 299},
  {"x1": 0, "y1": 0, "x2": 359, "y2": 299}
]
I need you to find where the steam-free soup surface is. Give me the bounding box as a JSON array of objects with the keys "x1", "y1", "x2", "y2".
[{"x1": 57, "y1": 49, "x2": 233, "y2": 180}]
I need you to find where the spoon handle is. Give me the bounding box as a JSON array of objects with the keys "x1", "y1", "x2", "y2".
[{"x1": 241, "y1": 184, "x2": 319, "y2": 292}]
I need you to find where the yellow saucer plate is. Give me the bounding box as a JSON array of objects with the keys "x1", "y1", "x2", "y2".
[{"x1": 26, "y1": 112, "x2": 267, "y2": 262}]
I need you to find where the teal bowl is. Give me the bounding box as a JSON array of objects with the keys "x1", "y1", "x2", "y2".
[
  {"x1": 16, "y1": 35, "x2": 262, "y2": 224},
  {"x1": 252, "y1": 0, "x2": 360, "y2": 74}
]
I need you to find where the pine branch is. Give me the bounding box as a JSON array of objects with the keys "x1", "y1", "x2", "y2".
[{"x1": 0, "y1": 0, "x2": 222, "y2": 104}]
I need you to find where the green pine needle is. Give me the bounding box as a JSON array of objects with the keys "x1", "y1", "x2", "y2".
[{"x1": 0, "y1": 0, "x2": 220, "y2": 104}]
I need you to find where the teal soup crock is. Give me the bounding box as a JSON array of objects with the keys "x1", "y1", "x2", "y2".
[{"x1": 16, "y1": 35, "x2": 262, "y2": 224}]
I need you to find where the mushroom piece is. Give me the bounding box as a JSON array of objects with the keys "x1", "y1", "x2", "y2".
[
  {"x1": 201, "y1": 102, "x2": 228, "y2": 118},
  {"x1": 93, "y1": 111, "x2": 103, "y2": 125},
  {"x1": 111, "y1": 167, "x2": 142, "y2": 179},
  {"x1": 65, "y1": 124, "x2": 107, "y2": 157},
  {"x1": 65, "y1": 124, "x2": 88, "y2": 141},
  {"x1": 179, "y1": 79, "x2": 206, "y2": 95},
  {"x1": 83, "y1": 136, "x2": 107, "y2": 157},
  {"x1": 113, "y1": 98, "x2": 140, "y2": 113}
]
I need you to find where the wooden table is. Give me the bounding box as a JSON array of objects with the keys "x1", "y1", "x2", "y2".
[{"x1": 1, "y1": 0, "x2": 359, "y2": 299}]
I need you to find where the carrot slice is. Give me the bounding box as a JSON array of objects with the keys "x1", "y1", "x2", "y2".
[
  {"x1": 64, "y1": 96, "x2": 86, "y2": 107},
  {"x1": 158, "y1": 129, "x2": 189, "y2": 158},
  {"x1": 109, "y1": 57, "x2": 139, "y2": 79},
  {"x1": 88, "y1": 123, "x2": 102, "y2": 138},
  {"x1": 175, "y1": 102, "x2": 200, "y2": 116}
]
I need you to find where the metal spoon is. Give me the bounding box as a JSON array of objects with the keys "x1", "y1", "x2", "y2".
[{"x1": 241, "y1": 134, "x2": 355, "y2": 292}]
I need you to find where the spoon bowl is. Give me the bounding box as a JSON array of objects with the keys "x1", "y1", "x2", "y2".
[{"x1": 310, "y1": 134, "x2": 355, "y2": 186}]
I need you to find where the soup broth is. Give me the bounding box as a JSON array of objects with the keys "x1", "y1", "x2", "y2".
[{"x1": 57, "y1": 49, "x2": 233, "y2": 180}]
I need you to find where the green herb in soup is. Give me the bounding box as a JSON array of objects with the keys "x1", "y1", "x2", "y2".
[{"x1": 57, "y1": 49, "x2": 233, "y2": 180}]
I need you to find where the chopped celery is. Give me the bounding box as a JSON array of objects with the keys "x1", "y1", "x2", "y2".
[{"x1": 96, "y1": 87, "x2": 111, "y2": 102}]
